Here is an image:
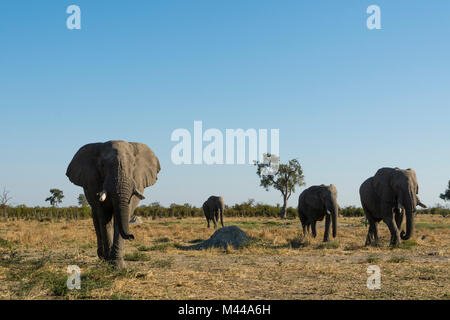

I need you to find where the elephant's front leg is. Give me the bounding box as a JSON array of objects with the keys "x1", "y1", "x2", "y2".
[
  {"x1": 103, "y1": 218, "x2": 113, "y2": 259},
  {"x1": 110, "y1": 217, "x2": 126, "y2": 268},
  {"x1": 91, "y1": 208, "x2": 104, "y2": 259},
  {"x1": 323, "y1": 214, "x2": 331, "y2": 242},
  {"x1": 92, "y1": 208, "x2": 113, "y2": 260}
]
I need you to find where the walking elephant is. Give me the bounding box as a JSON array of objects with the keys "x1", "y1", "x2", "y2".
[
  {"x1": 66, "y1": 140, "x2": 161, "y2": 268},
  {"x1": 298, "y1": 184, "x2": 339, "y2": 242},
  {"x1": 202, "y1": 196, "x2": 224, "y2": 229},
  {"x1": 359, "y1": 167, "x2": 426, "y2": 246}
]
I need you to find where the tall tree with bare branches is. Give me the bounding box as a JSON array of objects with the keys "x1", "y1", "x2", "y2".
[{"x1": 0, "y1": 188, "x2": 12, "y2": 219}]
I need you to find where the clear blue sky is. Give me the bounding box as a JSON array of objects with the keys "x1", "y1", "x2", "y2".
[{"x1": 1, "y1": 1, "x2": 449, "y2": 208}]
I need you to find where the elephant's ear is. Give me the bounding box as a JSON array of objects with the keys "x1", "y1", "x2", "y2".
[
  {"x1": 130, "y1": 142, "x2": 161, "y2": 190},
  {"x1": 372, "y1": 167, "x2": 395, "y2": 201},
  {"x1": 329, "y1": 184, "x2": 337, "y2": 195},
  {"x1": 66, "y1": 143, "x2": 103, "y2": 187}
]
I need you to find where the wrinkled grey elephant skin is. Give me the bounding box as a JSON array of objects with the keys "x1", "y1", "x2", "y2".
[
  {"x1": 359, "y1": 167, "x2": 426, "y2": 246},
  {"x1": 202, "y1": 196, "x2": 225, "y2": 229},
  {"x1": 66, "y1": 140, "x2": 161, "y2": 268},
  {"x1": 298, "y1": 184, "x2": 339, "y2": 242},
  {"x1": 181, "y1": 226, "x2": 249, "y2": 250}
]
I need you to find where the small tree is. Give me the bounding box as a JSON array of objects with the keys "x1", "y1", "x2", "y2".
[
  {"x1": 0, "y1": 188, "x2": 12, "y2": 208},
  {"x1": 255, "y1": 154, "x2": 305, "y2": 219},
  {"x1": 78, "y1": 194, "x2": 88, "y2": 207},
  {"x1": 45, "y1": 189, "x2": 64, "y2": 207},
  {"x1": 0, "y1": 188, "x2": 12, "y2": 218},
  {"x1": 440, "y1": 181, "x2": 450, "y2": 201}
]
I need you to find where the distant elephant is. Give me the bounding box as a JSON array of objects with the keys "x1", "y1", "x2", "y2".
[
  {"x1": 202, "y1": 196, "x2": 224, "y2": 229},
  {"x1": 359, "y1": 167, "x2": 426, "y2": 246},
  {"x1": 297, "y1": 184, "x2": 339, "y2": 242},
  {"x1": 66, "y1": 140, "x2": 161, "y2": 268}
]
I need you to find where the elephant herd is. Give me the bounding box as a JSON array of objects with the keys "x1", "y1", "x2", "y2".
[
  {"x1": 297, "y1": 167, "x2": 426, "y2": 246},
  {"x1": 66, "y1": 140, "x2": 427, "y2": 268}
]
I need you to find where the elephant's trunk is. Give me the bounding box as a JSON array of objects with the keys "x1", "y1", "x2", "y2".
[
  {"x1": 400, "y1": 210, "x2": 414, "y2": 240},
  {"x1": 326, "y1": 200, "x2": 338, "y2": 238},
  {"x1": 109, "y1": 170, "x2": 135, "y2": 240},
  {"x1": 117, "y1": 201, "x2": 134, "y2": 240},
  {"x1": 400, "y1": 191, "x2": 414, "y2": 240},
  {"x1": 332, "y1": 208, "x2": 337, "y2": 238}
]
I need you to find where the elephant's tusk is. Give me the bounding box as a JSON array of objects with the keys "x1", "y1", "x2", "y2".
[
  {"x1": 417, "y1": 201, "x2": 427, "y2": 208},
  {"x1": 397, "y1": 202, "x2": 403, "y2": 210},
  {"x1": 326, "y1": 209, "x2": 331, "y2": 215},
  {"x1": 133, "y1": 189, "x2": 145, "y2": 200},
  {"x1": 98, "y1": 191, "x2": 107, "y2": 202}
]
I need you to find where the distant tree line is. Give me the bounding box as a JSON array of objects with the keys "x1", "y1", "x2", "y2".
[
  {"x1": 1, "y1": 202, "x2": 448, "y2": 221},
  {"x1": 0, "y1": 179, "x2": 449, "y2": 221}
]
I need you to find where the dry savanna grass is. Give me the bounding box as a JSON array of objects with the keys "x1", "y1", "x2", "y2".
[{"x1": 0, "y1": 215, "x2": 448, "y2": 300}]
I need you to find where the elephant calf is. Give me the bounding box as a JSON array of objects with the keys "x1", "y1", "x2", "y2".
[
  {"x1": 202, "y1": 196, "x2": 224, "y2": 229},
  {"x1": 298, "y1": 184, "x2": 339, "y2": 242},
  {"x1": 360, "y1": 167, "x2": 427, "y2": 246}
]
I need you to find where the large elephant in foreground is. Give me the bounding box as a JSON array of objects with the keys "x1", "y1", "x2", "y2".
[
  {"x1": 359, "y1": 167, "x2": 426, "y2": 246},
  {"x1": 202, "y1": 196, "x2": 224, "y2": 229},
  {"x1": 66, "y1": 140, "x2": 161, "y2": 268},
  {"x1": 298, "y1": 184, "x2": 339, "y2": 242}
]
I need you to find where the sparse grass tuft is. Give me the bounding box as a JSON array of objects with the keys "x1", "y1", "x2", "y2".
[
  {"x1": 124, "y1": 251, "x2": 150, "y2": 261},
  {"x1": 366, "y1": 256, "x2": 380, "y2": 263},
  {"x1": 289, "y1": 234, "x2": 310, "y2": 248},
  {"x1": 316, "y1": 241, "x2": 339, "y2": 249},
  {"x1": 398, "y1": 240, "x2": 418, "y2": 249},
  {"x1": 3, "y1": 254, "x2": 67, "y2": 297},
  {"x1": 0, "y1": 237, "x2": 13, "y2": 248},
  {"x1": 72, "y1": 262, "x2": 130, "y2": 299},
  {"x1": 151, "y1": 257, "x2": 174, "y2": 269},
  {"x1": 388, "y1": 256, "x2": 407, "y2": 263},
  {"x1": 44, "y1": 271, "x2": 69, "y2": 297},
  {"x1": 148, "y1": 243, "x2": 174, "y2": 251},
  {"x1": 80, "y1": 242, "x2": 95, "y2": 250}
]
